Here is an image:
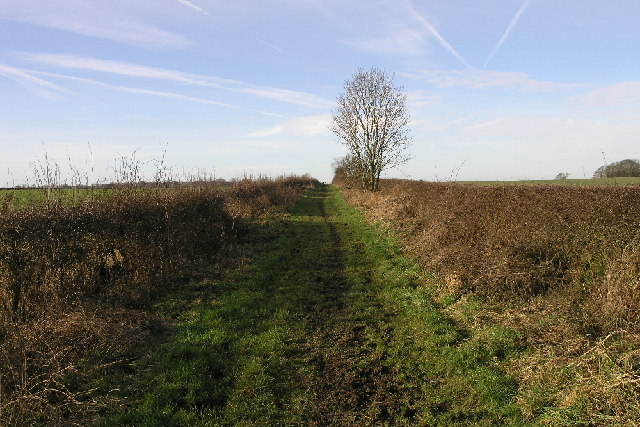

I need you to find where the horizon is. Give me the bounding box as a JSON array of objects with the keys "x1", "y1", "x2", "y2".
[{"x1": 1, "y1": 0, "x2": 638, "y2": 185}]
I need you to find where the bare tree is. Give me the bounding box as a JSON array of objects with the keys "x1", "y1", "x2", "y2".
[{"x1": 330, "y1": 68, "x2": 412, "y2": 191}]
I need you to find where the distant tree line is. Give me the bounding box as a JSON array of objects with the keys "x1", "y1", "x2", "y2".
[{"x1": 593, "y1": 159, "x2": 640, "y2": 178}]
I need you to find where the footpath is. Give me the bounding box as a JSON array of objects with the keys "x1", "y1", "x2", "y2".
[{"x1": 102, "y1": 185, "x2": 523, "y2": 426}]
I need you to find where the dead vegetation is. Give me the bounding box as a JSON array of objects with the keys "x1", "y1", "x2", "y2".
[
  {"x1": 341, "y1": 178, "x2": 640, "y2": 424},
  {"x1": 0, "y1": 176, "x2": 316, "y2": 425}
]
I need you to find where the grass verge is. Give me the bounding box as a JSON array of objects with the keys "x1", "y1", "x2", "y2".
[{"x1": 329, "y1": 186, "x2": 525, "y2": 425}]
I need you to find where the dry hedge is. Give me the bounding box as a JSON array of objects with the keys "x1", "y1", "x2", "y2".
[
  {"x1": 342, "y1": 179, "x2": 640, "y2": 335},
  {"x1": 0, "y1": 176, "x2": 316, "y2": 424}
]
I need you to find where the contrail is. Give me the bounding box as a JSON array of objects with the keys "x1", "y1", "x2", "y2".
[
  {"x1": 483, "y1": 0, "x2": 531, "y2": 68},
  {"x1": 402, "y1": 0, "x2": 473, "y2": 69},
  {"x1": 0, "y1": 63, "x2": 70, "y2": 95},
  {"x1": 176, "y1": 0, "x2": 209, "y2": 16},
  {"x1": 258, "y1": 39, "x2": 284, "y2": 54}
]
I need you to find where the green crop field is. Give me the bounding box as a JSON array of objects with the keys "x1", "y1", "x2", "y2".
[{"x1": 0, "y1": 187, "x2": 108, "y2": 208}]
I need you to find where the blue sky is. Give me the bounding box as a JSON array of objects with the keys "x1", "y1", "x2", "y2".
[{"x1": 1, "y1": 0, "x2": 638, "y2": 185}]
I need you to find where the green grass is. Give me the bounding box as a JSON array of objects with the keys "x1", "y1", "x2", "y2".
[
  {"x1": 0, "y1": 187, "x2": 199, "y2": 209},
  {"x1": 0, "y1": 187, "x2": 112, "y2": 208},
  {"x1": 99, "y1": 185, "x2": 528, "y2": 425}
]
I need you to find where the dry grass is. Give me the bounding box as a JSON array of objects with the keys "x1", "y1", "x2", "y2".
[
  {"x1": 0, "y1": 176, "x2": 317, "y2": 425},
  {"x1": 340, "y1": 178, "x2": 640, "y2": 424}
]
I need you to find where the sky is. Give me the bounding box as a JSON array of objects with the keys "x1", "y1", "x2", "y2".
[{"x1": 0, "y1": 0, "x2": 639, "y2": 185}]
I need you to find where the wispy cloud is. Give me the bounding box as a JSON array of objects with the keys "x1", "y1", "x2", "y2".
[
  {"x1": 31, "y1": 69, "x2": 279, "y2": 116},
  {"x1": 460, "y1": 116, "x2": 640, "y2": 155},
  {"x1": 0, "y1": 1, "x2": 193, "y2": 50},
  {"x1": 21, "y1": 53, "x2": 237, "y2": 87},
  {"x1": 249, "y1": 114, "x2": 331, "y2": 137},
  {"x1": 241, "y1": 87, "x2": 331, "y2": 109},
  {"x1": 575, "y1": 82, "x2": 640, "y2": 109},
  {"x1": 400, "y1": 0, "x2": 473, "y2": 68},
  {"x1": 258, "y1": 39, "x2": 284, "y2": 54},
  {"x1": 176, "y1": 0, "x2": 209, "y2": 16},
  {"x1": 20, "y1": 53, "x2": 332, "y2": 109},
  {"x1": 405, "y1": 90, "x2": 441, "y2": 109},
  {"x1": 344, "y1": 29, "x2": 425, "y2": 56},
  {"x1": 0, "y1": 63, "x2": 69, "y2": 98},
  {"x1": 405, "y1": 69, "x2": 586, "y2": 93},
  {"x1": 90, "y1": 81, "x2": 232, "y2": 108},
  {"x1": 341, "y1": 0, "x2": 471, "y2": 64},
  {"x1": 484, "y1": 0, "x2": 531, "y2": 68}
]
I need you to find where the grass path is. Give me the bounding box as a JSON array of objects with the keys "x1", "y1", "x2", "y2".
[{"x1": 102, "y1": 185, "x2": 526, "y2": 426}]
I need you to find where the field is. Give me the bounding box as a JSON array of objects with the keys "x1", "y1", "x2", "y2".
[
  {"x1": 342, "y1": 178, "x2": 640, "y2": 424},
  {"x1": 0, "y1": 187, "x2": 102, "y2": 209},
  {"x1": 457, "y1": 177, "x2": 640, "y2": 186},
  {"x1": 1, "y1": 177, "x2": 639, "y2": 425}
]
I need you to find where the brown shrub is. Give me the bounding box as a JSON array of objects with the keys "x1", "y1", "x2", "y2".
[
  {"x1": 0, "y1": 308, "x2": 156, "y2": 425},
  {"x1": 0, "y1": 187, "x2": 230, "y2": 319},
  {"x1": 342, "y1": 179, "x2": 640, "y2": 334}
]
